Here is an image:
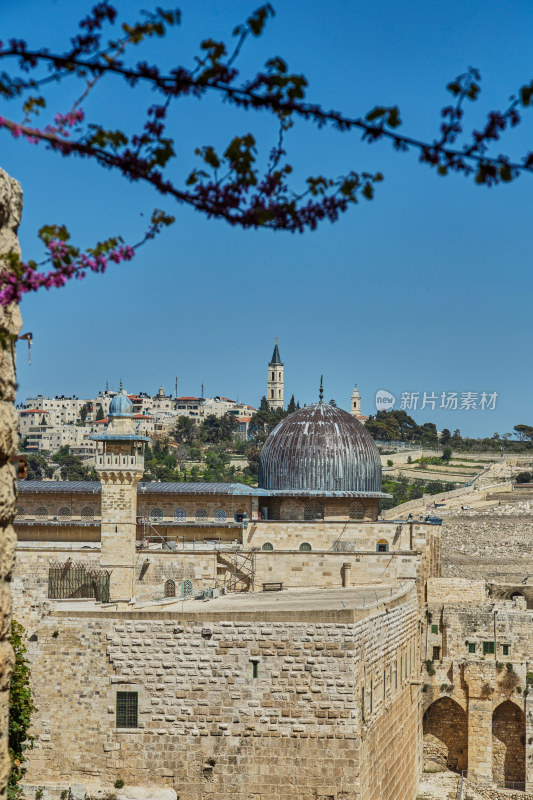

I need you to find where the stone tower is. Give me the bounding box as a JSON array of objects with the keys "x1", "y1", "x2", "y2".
[
  {"x1": 91, "y1": 387, "x2": 149, "y2": 601},
  {"x1": 267, "y1": 341, "x2": 284, "y2": 410},
  {"x1": 350, "y1": 385, "x2": 363, "y2": 419}
]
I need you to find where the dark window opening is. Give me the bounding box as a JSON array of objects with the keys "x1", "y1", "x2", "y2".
[
  {"x1": 502, "y1": 644, "x2": 510, "y2": 656},
  {"x1": 468, "y1": 642, "x2": 476, "y2": 653},
  {"x1": 483, "y1": 641, "x2": 495, "y2": 655},
  {"x1": 432, "y1": 646, "x2": 441, "y2": 661},
  {"x1": 252, "y1": 662, "x2": 258, "y2": 679},
  {"x1": 116, "y1": 691, "x2": 138, "y2": 728}
]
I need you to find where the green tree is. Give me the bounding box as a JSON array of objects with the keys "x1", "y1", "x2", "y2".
[
  {"x1": 514, "y1": 424, "x2": 533, "y2": 443},
  {"x1": 51, "y1": 445, "x2": 97, "y2": 481},
  {"x1": 515, "y1": 471, "x2": 532, "y2": 484},
  {"x1": 95, "y1": 405, "x2": 105, "y2": 421},
  {"x1": 441, "y1": 447, "x2": 452, "y2": 462},
  {"x1": 198, "y1": 413, "x2": 237, "y2": 445},
  {"x1": 286, "y1": 395, "x2": 297, "y2": 415},
  {"x1": 79, "y1": 404, "x2": 89, "y2": 425},
  {"x1": 440, "y1": 428, "x2": 452, "y2": 446},
  {"x1": 8, "y1": 620, "x2": 35, "y2": 800},
  {"x1": 26, "y1": 453, "x2": 53, "y2": 480},
  {"x1": 173, "y1": 416, "x2": 198, "y2": 446}
]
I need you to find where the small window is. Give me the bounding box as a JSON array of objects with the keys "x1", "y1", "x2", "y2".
[
  {"x1": 431, "y1": 624, "x2": 439, "y2": 635},
  {"x1": 215, "y1": 509, "x2": 226, "y2": 522},
  {"x1": 195, "y1": 509, "x2": 208, "y2": 521},
  {"x1": 150, "y1": 507, "x2": 163, "y2": 523},
  {"x1": 502, "y1": 644, "x2": 510, "y2": 656},
  {"x1": 174, "y1": 508, "x2": 186, "y2": 522},
  {"x1": 468, "y1": 642, "x2": 476, "y2": 654},
  {"x1": 14, "y1": 506, "x2": 25, "y2": 520},
  {"x1": 483, "y1": 641, "x2": 495, "y2": 655},
  {"x1": 376, "y1": 540, "x2": 389, "y2": 553},
  {"x1": 304, "y1": 502, "x2": 324, "y2": 521},
  {"x1": 116, "y1": 691, "x2": 138, "y2": 728},
  {"x1": 58, "y1": 506, "x2": 71, "y2": 522},
  {"x1": 261, "y1": 542, "x2": 274, "y2": 551},
  {"x1": 432, "y1": 646, "x2": 441, "y2": 661},
  {"x1": 164, "y1": 579, "x2": 176, "y2": 598},
  {"x1": 81, "y1": 506, "x2": 94, "y2": 522},
  {"x1": 299, "y1": 542, "x2": 312, "y2": 552},
  {"x1": 349, "y1": 502, "x2": 364, "y2": 520},
  {"x1": 361, "y1": 687, "x2": 365, "y2": 722},
  {"x1": 35, "y1": 506, "x2": 48, "y2": 521},
  {"x1": 252, "y1": 662, "x2": 258, "y2": 679},
  {"x1": 369, "y1": 679, "x2": 373, "y2": 713}
]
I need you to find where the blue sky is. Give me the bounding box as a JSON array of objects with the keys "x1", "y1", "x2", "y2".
[{"x1": 2, "y1": 0, "x2": 533, "y2": 436}]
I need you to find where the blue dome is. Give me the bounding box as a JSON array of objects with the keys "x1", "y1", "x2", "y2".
[{"x1": 109, "y1": 391, "x2": 133, "y2": 417}]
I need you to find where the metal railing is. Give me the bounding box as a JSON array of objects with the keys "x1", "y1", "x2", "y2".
[{"x1": 48, "y1": 561, "x2": 110, "y2": 602}]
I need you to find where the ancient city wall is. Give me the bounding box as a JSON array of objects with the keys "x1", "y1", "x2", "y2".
[{"x1": 23, "y1": 588, "x2": 420, "y2": 800}]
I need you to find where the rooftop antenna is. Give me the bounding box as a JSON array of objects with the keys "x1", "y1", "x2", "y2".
[
  {"x1": 106, "y1": 379, "x2": 109, "y2": 392},
  {"x1": 319, "y1": 375, "x2": 324, "y2": 404},
  {"x1": 201, "y1": 382, "x2": 204, "y2": 399},
  {"x1": 175, "y1": 376, "x2": 178, "y2": 398}
]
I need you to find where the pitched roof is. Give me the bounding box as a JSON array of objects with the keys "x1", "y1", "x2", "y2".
[{"x1": 270, "y1": 343, "x2": 282, "y2": 365}]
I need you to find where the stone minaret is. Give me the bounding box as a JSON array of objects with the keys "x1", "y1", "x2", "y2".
[
  {"x1": 350, "y1": 385, "x2": 362, "y2": 418},
  {"x1": 267, "y1": 340, "x2": 284, "y2": 410},
  {"x1": 91, "y1": 386, "x2": 149, "y2": 601}
]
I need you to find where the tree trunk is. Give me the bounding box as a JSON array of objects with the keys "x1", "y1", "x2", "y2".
[{"x1": 0, "y1": 168, "x2": 22, "y2": 799}]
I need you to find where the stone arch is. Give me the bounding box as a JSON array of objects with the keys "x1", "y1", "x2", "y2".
[
  {"x1": 14, "y1": 506, "x2": 24, "y2": 520},
  {"x1": 35, "y1": 506, "x2": 48, "y2": 521},
  {"x1": 174, "y1": 508, "x2": 186, "y2": 522},
  {"x1": 195, "y1": 508, "x2": 208, "y2": 521},
  {"x1": 214, "y1": 508, "x2": 226, "y2": 522},
  {"x1": 492, "y1": 700, "x2": 525, "y2": 788},
  {"x1": 299, "y1": 542, "x2": 312, "y2": 552},
  {"x1": 422, "y1": 697, "x2": 468, "y2": 773},
  {"x1": 164, "y1": 579, "x2": 176, "y2": 598},
  {"x1": 58, "y1": 506, "x2": 71, "y2": 522}
]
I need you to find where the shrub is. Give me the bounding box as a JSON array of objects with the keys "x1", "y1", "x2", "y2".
[
  {"x1": 114, "y1": 780, "x2": 125, "y2": 790},
  {"x1": 387, "y1": 459, "x2": 393, "y2": 467},
  {"x1": 424, "y1": 659, "x2": 436, "y2": 676},
  {"x1": 9, "y1": 620, "x2": 35, "y2": 800}
]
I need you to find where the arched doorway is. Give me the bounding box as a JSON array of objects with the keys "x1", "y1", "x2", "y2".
[
  {"x1": 492, "y1": 700, "x2": 525, "y2": 788},
  {"x1": 422, "y1": 697, "x2": 468, "y2": 772}
]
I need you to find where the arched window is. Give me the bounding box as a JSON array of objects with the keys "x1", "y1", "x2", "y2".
[
  {"x1": 14, "y1": 506, "x2": 24, "y2": 520},
  {"x1": 174, "y1": 508, "x2": 186, "y2": 522},
  {"x1": 304, "y1": 502, "x2": 324, "y2": 521},
  {"x1": 150, "y1": 507, "x2": 163, "y2": 523},
  {"x1": 234, "y1": 508, "x2": 246, "y2": 522},
  {"x1": 299, "y1": 542, "x2": 312, "y2": 552},
  {"x1": 349, "y1": 502, "x2": 365, "y2": 520},
  {"x1": 195, "y1": 509, "x2": 208, "y2": 521},
  {"x1": 262, "y1": 542, "x2": 274, "y2": 551},
  {"x1": 164, "y1": 579, "x2": 176, "y2": 598},
  {"x1": 35, "y1": 506, "x2": 48, "y2": 521},
  {"x1": 215, "y1": 509, "x2": 226, "y2": 522},
  {"x1": 58, "y1": 507, "x2": 71, "y2": 522},
  {"x1": 376, "y1": 539, "x2": 389, "y2": 553},
  {"x1": 81, "y1": 507, "x2": 94, "y2": 522}
]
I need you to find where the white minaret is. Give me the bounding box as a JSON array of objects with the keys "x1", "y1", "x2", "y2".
[
  {"x1": 350, "y1": 385, "x2": 363, "y2": 419},
  {"x1": 267, "y1": 340, "x2": 284, "y2": 410}
]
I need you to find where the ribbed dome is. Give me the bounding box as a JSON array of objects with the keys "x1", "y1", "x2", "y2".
[
  {"x1": 109, "y1": 391, "x2": 133, "y2": 418},
  {"x1": 258, "y1": 403, "x2": 382, "y2": 493}
]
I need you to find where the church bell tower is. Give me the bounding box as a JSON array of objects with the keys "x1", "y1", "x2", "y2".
[{"x1": 267, "y1": 340, "x2": 284, "y2": 410}]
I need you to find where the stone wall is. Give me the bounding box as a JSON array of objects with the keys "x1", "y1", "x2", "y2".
[
  {"x1": 0, "y1": 169, "x2": 23, "y2": 800},
  {"x1": 22, "y1": 589, "x2": 421, "y2": 800},
  {"x1": 426, "y1": 578, "x2": 487, "y2": 604}
]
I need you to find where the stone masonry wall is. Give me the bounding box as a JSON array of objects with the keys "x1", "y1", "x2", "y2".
[
  {"x1": 0, "y1": 169, "x2": 23, "y2": 800},
  {"x1": 23, "y1": 591, "x2": 420, "y2": 800}
]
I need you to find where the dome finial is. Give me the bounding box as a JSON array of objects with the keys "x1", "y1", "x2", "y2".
[
  {"x1": 319, "y1": 375, "x2": 324, "y2": 404},
  {"x1": 119, "y1": 379, "x2": 123, "y2": 393}
]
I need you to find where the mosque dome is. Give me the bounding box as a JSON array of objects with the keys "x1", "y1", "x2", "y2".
[
  {"x1": 109, "y1": 390, "x2": 133, "y2": 418},
  {"x1": 258, "y1": 403, "x2": 382, "y2": 493}
]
